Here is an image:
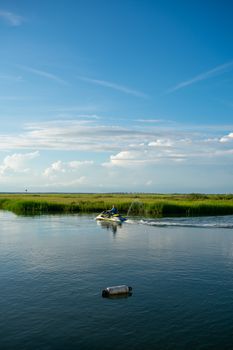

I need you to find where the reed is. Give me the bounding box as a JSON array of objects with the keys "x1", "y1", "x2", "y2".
[{"x1": 0, "y1": 193, "x2": 233, "y2": 217}]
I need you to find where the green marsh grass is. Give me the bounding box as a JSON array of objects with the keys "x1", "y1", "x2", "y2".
[{"x1": 0, "y1": 193, "x2": 233, "y2": 217}]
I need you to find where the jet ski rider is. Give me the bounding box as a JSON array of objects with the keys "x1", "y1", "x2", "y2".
[{"x1": 109, "y1": 205, "x2": 118, "y2": 215}]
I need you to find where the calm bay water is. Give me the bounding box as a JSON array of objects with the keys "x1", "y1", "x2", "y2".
[{"x1": 1, "y1": 210, "x2": 233, "y2": 349}]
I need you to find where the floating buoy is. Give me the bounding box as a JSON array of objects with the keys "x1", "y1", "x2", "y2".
[{"x1": 102, "y1": 285, "x2": 132, "y2": 297}]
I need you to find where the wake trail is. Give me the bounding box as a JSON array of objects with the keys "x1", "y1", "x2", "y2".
[
  {"x1": 140, "y1": 219, "x2": 233, "y2": 229},
  {"x1": 125, "y1": 216, "x2": 233, "y2": 229}
]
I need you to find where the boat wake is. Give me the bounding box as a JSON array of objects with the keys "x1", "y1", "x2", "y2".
[{"x1": 127, "y1": 216, "x2": 233, "y2": 229}]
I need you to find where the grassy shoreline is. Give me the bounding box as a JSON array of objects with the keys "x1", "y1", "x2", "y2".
[{"x1": 0, "y1": 193, "x2": 233, "y2": 217}]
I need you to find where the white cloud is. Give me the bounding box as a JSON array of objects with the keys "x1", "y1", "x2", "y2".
[
  {"x1": 219, "y1": 132, "x2": 233, "y2": 143},
  {"x1": 103, "y1": 147, "x2": 189, "y2": 168},
  {"x1": 0, "y1": 151, "x2": 39, "y2": 174},
  {"x1": 0, "y1": 10, "x2": 24, "y2": 26},
  {"x1": 43, "y1": 159, "x2": 94, "y2": 178},
  {"x1": 148, "y1": 139, "x2": 173, "y2": 147},
  {"x1": 43, "y1": 160, "x2": 65, "y2": 178},
  {"x1": 103, "y1": 150, "x2": 152, "y2": 167}
]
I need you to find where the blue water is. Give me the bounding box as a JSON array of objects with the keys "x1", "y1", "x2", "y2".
[{"x1": 1, "y1": 211, "x2": 233, "y2": 349}]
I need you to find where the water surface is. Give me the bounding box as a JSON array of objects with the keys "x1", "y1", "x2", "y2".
[{"x1": 1, "y1": 211, "x2": 233, "y2": 349}]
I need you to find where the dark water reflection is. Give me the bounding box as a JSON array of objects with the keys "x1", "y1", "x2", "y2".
[
  {"x1": 96, "y1": 219, "x2": 122, "y2": 234},
  {"x1": 1, "y1": 211, "x2": 233, "y2": 349}
]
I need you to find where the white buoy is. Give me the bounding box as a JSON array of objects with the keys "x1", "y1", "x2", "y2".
[{"x1": 102, "y1": 285, "x2": 132, "y2": 297}]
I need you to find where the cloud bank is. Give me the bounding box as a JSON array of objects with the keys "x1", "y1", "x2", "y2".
[
  {"x1": 0, "y1": 118, "x2": 233, "y2": 191},
  {"x1": 0, "y1": 119, "x2": 232, "y2": 166}
]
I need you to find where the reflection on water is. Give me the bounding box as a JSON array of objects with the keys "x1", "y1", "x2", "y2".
[
  {"x1": 96, "y1": 219, "x2": 122, "y2": 234},
  {"x1": 103, "y1": 292, "x2": 133, "y2": 300}
]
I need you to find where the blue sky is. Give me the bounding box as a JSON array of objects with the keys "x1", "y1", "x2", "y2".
[{"x1": 0, "y1": 0, "x2": 233, "y2": 192}]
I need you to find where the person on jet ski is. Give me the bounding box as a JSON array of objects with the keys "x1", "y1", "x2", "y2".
[{"x1": 109, "y1": 205, "x2": 118, "y2": 215}]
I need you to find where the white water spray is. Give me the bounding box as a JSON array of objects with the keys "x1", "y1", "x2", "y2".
[{"x1": 127, "y1": 200, "x2": 145, "y2": 217}]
